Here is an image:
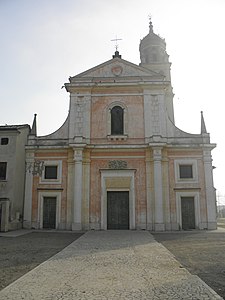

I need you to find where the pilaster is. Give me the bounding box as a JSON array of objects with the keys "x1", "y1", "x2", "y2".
[
  {"x1": 82, "y1": 152, "x2": 90, "y2": 230},
  {"x1": 66, "y1": 152, "x2": 74, "y2": 230},
  {"x1": 144, "y1": 93, "x2": 167, "y2": 142},
  {"x1": 146, "y1": 149, "x2": 153, "y2": 230},
  {"x1": 153, "y1": 147, "x2": 165, "y2": 231},
  {"x1": 23, "y1": 152, "x2": 34, "y2": 229},
  {"x1": 203, "y1": 149, "x2": 217, "y2": 229},
  {"x1": 163, "y1": 156, "x2": 171, "y2": 230},
  {"x1": 72, "y1": 148, "x2": 83, "y2": 230},
  {"x1": 69, "y1": 93, "x2": 91, "y2": 144}
]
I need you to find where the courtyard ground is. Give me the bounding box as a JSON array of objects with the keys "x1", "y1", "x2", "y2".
[
  {"x1": 0, "y1": 232, "x2": 83, "y2": 291},
  {"x1": 153, "y1": 219, "x2": 225, "y2": 299},
  {"x1": 0, "y1": 221, "x2": 224, "y2": 298}
]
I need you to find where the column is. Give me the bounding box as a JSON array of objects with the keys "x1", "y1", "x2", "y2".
[
  {"x1": 203, "y1": 149, "x2": 217, "y2": 230},
  {"x1": 72, "y1": 148, "x2": 83, "y2": 230},
  {"x1": 163, "y1": 157, "x2": 171, "y2": 230},
  {"x1": 23, "y1": 152, "x2": 34, "y2": 229},
  {"x1": 82, "y1": 153, "x2": 90, "y2": 230},
  {"x1": 153, "y1": 147, "x2": 165, "y2": 231},
  {"x1": 146, "y1": 149, "x2": 153, "y2": 230},
  {"x1": 66, "y1": 153, "x2": 74, "y2": 230}
]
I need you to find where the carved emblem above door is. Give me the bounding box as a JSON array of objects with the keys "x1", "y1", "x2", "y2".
[{"x1": 108, "y1": 160, "x2": 127, "y2": 169}]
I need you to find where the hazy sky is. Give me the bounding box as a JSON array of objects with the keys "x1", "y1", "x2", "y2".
[{"x1": 1, "y1": 0, "x2": 225, "y2": 203}]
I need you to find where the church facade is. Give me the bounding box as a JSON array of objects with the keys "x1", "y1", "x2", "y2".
[{"x1": 23, "y1": 22, "x2": 217, "y2": 231}]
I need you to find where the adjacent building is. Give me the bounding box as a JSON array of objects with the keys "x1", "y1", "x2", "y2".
[
  {"x1": 23, "y1": 21, "x2": 217, "y2": 231},
  {"x1": 0, "y1": 125, "x2": 30, "y2": 231}
]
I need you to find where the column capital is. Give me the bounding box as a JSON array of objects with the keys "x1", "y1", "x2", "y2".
[
  {"x1": 203, "y1": 149, "x2": 213, "y2": 163},
  {"x1": 25, "y1": 151, "x2": 35, "y2": 163},
  {"x1": 73, "y1": 148, "x2": 83, "y2": 162},
  {"x1": 152, "y1": 147, "x2": 162, "y2": 161}
]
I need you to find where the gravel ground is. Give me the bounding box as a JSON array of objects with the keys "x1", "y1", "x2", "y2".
[
  {"x1": 0, "y1": 223, "x2": 225, "y2": 298},
  {"x1": 0, "y1": 231, "x2": 83, "y2": 291},
  {"x1": 153, "y1": 225, "x2": 225, "y2": 299}
]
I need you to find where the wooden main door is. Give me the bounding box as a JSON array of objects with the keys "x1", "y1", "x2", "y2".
[
  {"x1": 107, "y1": 191, "x2": 129, "y2": 229},
  {"x1": 43, "y1": 197, "x2": 56, "y2": 229},
  {"x1": 181, "y1": 197, "x2": 195, "y2": 230}
]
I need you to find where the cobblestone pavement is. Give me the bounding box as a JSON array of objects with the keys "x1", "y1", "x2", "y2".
[{"x1": 0, "y1": 231, "x2": 222, "y2": 300}]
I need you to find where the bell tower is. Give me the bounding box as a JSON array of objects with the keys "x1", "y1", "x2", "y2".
[
  {"x1": 140, "y1": 18, "x2": 174, "y2": 123},
  {"x1": 139, "y1": 18, "x2": 171, "y2": 81}
]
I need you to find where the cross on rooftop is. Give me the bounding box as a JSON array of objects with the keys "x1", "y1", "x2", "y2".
[
  {"x1": 111, "y1": 36, "x2": 122, "y2": 51},
  {"x1": 148, "y1": 14, "x2": 154, "y2": 33}
]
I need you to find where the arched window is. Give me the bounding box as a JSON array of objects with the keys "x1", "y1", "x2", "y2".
[{"x1": 111, "y1": 106, "x2": 124, "y2": 135}]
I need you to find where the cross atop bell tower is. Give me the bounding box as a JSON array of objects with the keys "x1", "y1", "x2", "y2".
[{"x1": 148, "y1": 15, "x2": 154, "y2": 33}]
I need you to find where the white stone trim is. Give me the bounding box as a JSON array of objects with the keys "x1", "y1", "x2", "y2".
[
  {"x1": 174, "y1": 159, "x2": 198, "y2": 183},
  {"x1": 72, "y1": 148, "x2": 83, "y2": 230},
  {"x1": 176, "y1": 191, "x2": 200, "y2": 229},
  {"x1": 153, "y1": 147, "x2": 165, "y2": 231},
  {"x1": 91, "y1": 155, "x2": 146, "y2": 159},
  {"x1": 40, "y1": 160, "x2": 62, "y2": 184},
  {"x1": 100, "y1": 170, "x2": 135, "y2": 230},
  {"x1": 146, "y1": 152, "x2": 153, "y2": 230},
  {"x1": 38, "y1": 191, "x2": 61, "y2": 229},
  {"x1": 91, "y1": 93, "x2": 143, "y2": 97},
  {"x1": 203, "y1": 149, "x2": 217, "y2": 229}
]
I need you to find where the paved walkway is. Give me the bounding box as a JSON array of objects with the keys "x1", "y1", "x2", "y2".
[{"x1": 0, "y1": 231, "x2": 222, "y2": 299}]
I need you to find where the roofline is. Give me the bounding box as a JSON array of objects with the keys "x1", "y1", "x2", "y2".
[
  {"x1": 68, "y1": 56, "x2": 162, "y2": 81},
  {"x1": 0, "y1": 124, "x2": 30, "y2": 131}
]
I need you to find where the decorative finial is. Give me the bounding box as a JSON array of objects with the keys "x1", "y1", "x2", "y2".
[
  {"x1": 201, "y1": 111, "x2": 207, "y2": 134},
  {"x1": 30, "y1": 113, "x2": 37, "y2": 136},
  {"x1": 112, "y1": 50, "x2": 121, "y2": 59},
  {"x1": 148, "y1": 14, "x2": 154, "y2": 33}
]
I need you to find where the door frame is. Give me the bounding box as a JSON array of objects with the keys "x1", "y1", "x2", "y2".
[
  {"x1": 176, "y1": 191, "x2": 200, "y2": 230},
  {"x1": 38, "y1": 191, "x2": 61, "y2": 229},
  {"x1": 100, "y1": 170, "x2": 136, "y2": 230}
]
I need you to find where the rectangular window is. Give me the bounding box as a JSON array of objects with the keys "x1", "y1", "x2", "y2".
[
  {"x1": 44, "y1": 166, "x2": 58, "y2": 179},
  {"x1": 1, "y1": 138, "x2": 9, "y2": 145},
  {"x1": 179, "y1": 165, "x2": 193, "y2": 179},
  {"x1": 0, "y1": 162, "x2": 7, "y2": 180}
]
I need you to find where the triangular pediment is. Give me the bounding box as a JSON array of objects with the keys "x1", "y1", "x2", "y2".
[{"x1": 70, "y1": 57, "x2": 163, "y2": 81}]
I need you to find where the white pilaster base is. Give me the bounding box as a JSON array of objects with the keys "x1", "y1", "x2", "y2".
[
  {"x1": 72, "y1": 222, "x2": 82, "y2": 231},
  {"x1": 90, "y1": 223, "x2": 101, "y2": 230},
  {"x1": 155, "y1": 223, "x2": 165, "y2": 231},
  {"x1": 147, "y1": 223, "x2": 153, "y2": 231},
  {"x1": 136, "y1": 223, "x2": 147, "y2": 230},
  {"x1": 171, "y1": 223, "x2": 179, "y2": 231},
  {"x1": 207, "y1": 222, "x2": 217, "y2": 230},
  {"x1": 23, "y1": 221, "x2": 32, "y2": 229}
]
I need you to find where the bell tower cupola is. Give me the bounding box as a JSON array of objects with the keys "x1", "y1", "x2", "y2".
[{"x1": 139, "y1": 18, "x2": 171, "y2": 81}]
